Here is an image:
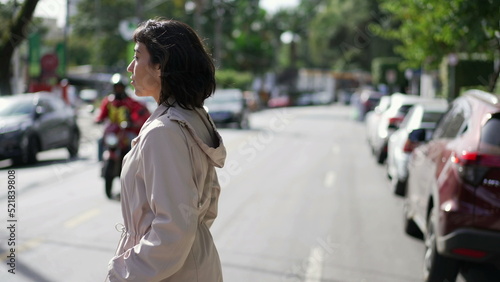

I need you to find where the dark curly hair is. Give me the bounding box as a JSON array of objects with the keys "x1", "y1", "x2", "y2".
[{"x1": 133, "y1": 18, "x2": 216, "y2": 109}]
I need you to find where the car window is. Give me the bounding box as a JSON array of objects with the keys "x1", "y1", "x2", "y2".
[
  {"x1": 205, "y1": 90, "x2": 243, "y2": 105},
  {"x1": 38, "y1": 99, "x2": 55, "y2": 113},
  {"x1": 0, "y1": 99, "x2": 34, "y2": 116},
  {"x1": 478, "y1": 114, "x2": 500, "y2": 155},
  {"x1": 433, "y1": 103, "x2": 467, "y2": 139},
  {"x1": 397, "y1": 104, "x2": 414, "y2": 116},
  {"x1": 422, "y1": 111, "x2": 444, "y2": 123}
]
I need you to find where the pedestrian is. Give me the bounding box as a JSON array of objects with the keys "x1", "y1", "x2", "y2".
[{"x1": 106, "y1": 18, "x2": 226, "y2": 281}]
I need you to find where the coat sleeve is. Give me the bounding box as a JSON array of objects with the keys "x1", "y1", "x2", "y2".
[
  {"x1": 108, "y1": 122, "x2": 199, "y2": 281},
  {"x1": 204, "y1": 172, "x2": 221, "y2": 228}
]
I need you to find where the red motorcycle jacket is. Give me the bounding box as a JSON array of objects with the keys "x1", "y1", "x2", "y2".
[{"x1": 96, "y1": 95, "x2": 150, "y2": 135}]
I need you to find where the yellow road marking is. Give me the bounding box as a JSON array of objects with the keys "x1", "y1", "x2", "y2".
[
  {"x1": 1, "y1": 238, "x2": 44, "y2": 261},
  {"x1": 64, "y1": 208, "x2": 101, "y2": 228}
]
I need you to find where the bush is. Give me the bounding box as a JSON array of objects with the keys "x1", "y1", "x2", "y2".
[
  {"x1": 371, "y1": 57, "x2": 405, "y2": 86},
  {"x1": 215, "y1": 69, "x2": 253, "y2": 90},
  {"x1": 440, "y1": 55, "x2": 494, "y2": 99}
]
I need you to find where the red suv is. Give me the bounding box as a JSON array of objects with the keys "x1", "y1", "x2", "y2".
[{"x1": 404, "y1": 90, "x2": 500, "y2": 281}]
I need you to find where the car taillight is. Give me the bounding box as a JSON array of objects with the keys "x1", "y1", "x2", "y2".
[
  {"x1": 452, "y1": 248, "x2": 487, "y2": 259},
  {"x1": 451, "y1": 151, "x2": 500, "y2": 186},
  {"x1": 388, "y1": 117, "x2": 404, "y2": 129},
  {"x1": 403, "y1": 139, "x2": 419, "y2": 153}
]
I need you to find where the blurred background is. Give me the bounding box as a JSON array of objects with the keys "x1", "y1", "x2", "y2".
[{"x1": 0, "y1": 0, "x2": 499, "y2": 281}]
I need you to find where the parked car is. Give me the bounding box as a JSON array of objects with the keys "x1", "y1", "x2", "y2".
[
  {"x1": 366, "y1": 93, "x2": 429, "y2": 164},
  {"x1": 404, "y1": 90, "x2": 500, "y2": 281},
  {"x1": 267, "y1": 95, "x2": 291, "y2": 108},
  {"x1": 0, "y1": 92, "x2": 80, "y2": 165},
  {"x1": 386, "y1": 99, "x2": 448, "y2": 196},
  {"x1": 358, "y1": 89, "x2": 384, "y2": 120},
  {"x1": 204, "y1": 88, "x2": 250, "y2": 129}
]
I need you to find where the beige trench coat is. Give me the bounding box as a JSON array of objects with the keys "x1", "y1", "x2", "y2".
[{"x1": 107, "y1": 102, "x2": 226, "y2": 281}]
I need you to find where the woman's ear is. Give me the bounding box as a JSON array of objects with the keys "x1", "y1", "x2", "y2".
[{"x1": 155, "y1": 64, "x2": 162, "y2": 77}]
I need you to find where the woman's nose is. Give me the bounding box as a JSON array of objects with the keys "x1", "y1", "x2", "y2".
[{"x1": 127, "y1": 60, "x2": 134, "y2": 73}]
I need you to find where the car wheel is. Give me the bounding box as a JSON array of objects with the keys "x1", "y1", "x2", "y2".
[
  {"x1": 13, "y1": 135, "x2": 39, "y2": 165},
  {"x1": 239, "y1": 118, "x2": 250, "y2": 129},
  {"x1": 237, "y1": 112, "x2": 250, "y2": 129},
  {"x1": 403, "y1": 200, "x2": 423, "y2": 239},
  {"x1": 376, "y1": 148, "x2": 387, "y2": 164},
  {"x1": 423, "y1": 206, "x2": 460, "y2": 282},
  {"x1": 67, "y1": 129, "x2": 80, "y2": 158},
  {"x1": 392, "y1": 178, "x2": 407, "y2": 197}
]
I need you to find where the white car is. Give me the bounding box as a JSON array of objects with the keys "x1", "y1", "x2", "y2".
[
  {"x1": 366, "y1": 93, "x2": 435, "y2": 164},
  {"x1": 386, "y1": 99, "x2": 448, "y2": 195}
]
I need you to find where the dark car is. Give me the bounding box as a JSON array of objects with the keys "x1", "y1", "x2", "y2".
[
  {"x1": 0, "y1": 92, "x2": 80, "y2": 165},
  {"x1": 404, "y1": 90, "x2": 500, "y2": 281},
  {"x1": 204, "y1": 88, "x2": 250, "y2": 129}
]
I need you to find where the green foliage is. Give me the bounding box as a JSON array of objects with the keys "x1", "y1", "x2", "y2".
[
  {"x1": 439, "y1": 56, "x2": 494, "y2": 99},
  {"x1": 308, "y1": 0, "x2": 394, "y2": 71},
  {"x1": 373, "y1": 0, "x2": 500, "y2": 69},
  {"x1": 69, "y1": 0, "x2": 278, "y2": 74},
  {"x1": 70, "y1": 0, "x2": 135, "y2": 69},
  {"x1": 371, "y1": 57, "x2": 404, "y2": 86},
  {"x1": 220, "y1": 1, "x2": 274, "y2": 72},
  {"x1": 215, "y1": 69, "x2": 253, "y2": 90}
]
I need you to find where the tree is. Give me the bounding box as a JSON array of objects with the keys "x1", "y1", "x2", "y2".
[
  {"x1": 0, "y1": 0, "x2": 40, "y2": 95},
  {"x1": 308, "y1": 0, "x2": 395, "y2": 71},
  {"x1": 373, "y1": 0, "x2": 500, "y2": 92},
  {"x1": 70, "y1": 0, "x2": 136, "y2": 70}
]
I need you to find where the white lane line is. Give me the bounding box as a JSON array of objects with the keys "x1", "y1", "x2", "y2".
[
  {"x1": 64, "y1": 208, "x2": 101, "y2": 228},
  {"x1": 324, "y1": 171, "x2": 336, "y2": 188},
  {"x1": 304, "y1": 246, "x2": 324, "y2": 282}
]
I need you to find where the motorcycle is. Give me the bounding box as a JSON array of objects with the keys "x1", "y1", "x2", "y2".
[{"x1": 101, "y1": 122, "x2": 136, "y2": 200}]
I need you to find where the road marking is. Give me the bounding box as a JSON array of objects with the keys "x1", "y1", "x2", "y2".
[
  {"x1": 304, "y1": 246, "x2": 324, "y2": 282},
  {"x1": 324, "y1": 171, "x2": 336, "y2": 188},
  {"x1": 64, "y1": 208, "x2": 101, "y2": 228},
  {"x1": 1, "y1": 238, "x2": 44, "y2": 261}
]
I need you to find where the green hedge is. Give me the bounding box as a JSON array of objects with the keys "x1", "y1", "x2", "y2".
[
  {"x1": 440, "y1": 56, "x2": 494, "y2": 99},
  {"x1": 371, "y1": 57, "x2": 405, "y2": 86},
  {"x1": 215, "y1": 69, "x2": 253, "y2": 90}
]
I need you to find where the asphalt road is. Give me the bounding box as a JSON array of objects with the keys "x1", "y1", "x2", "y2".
[{"x1": 0, "y1": 103, "x2": 497, "y2": 281}]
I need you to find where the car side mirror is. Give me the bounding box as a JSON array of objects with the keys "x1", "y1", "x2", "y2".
[{"x1": 408, "y1": 128, "x2": 427, "y2": 142}]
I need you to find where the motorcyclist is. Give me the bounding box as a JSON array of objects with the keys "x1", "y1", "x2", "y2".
[{"x1": 96, "y1": 74, "x2": 150, "y2": 199}]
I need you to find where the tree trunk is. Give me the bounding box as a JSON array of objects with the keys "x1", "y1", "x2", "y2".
[
  {"x1": 0, "y1": 48, "x2": 14, "y2": 94},
  {"x1": 0, "y1": 0, "x2": 40, "y2": 95}
]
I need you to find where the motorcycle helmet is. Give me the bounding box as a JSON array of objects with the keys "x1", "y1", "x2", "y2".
[{"x1": 111, "y1": 73, "x2": 127, "y2": 86}]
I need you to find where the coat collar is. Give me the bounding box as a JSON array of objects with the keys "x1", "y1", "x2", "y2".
[{"x1": 145, "y1": 101, "x2": 226, "y2": 168}]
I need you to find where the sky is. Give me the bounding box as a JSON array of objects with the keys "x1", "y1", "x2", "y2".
[
  {"x1": 34, "y1": 0, "x2": 66, "y2": 27},
  {"x1": 33, "y1": 0, "x2": 300, "y2": 28},
  {"x1": 260, "y1": 0, "x2": 299, "y2": 13}
]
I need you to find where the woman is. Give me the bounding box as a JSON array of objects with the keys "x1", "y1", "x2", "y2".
[{"x1": 107, "y1": 19, "x2": 226, "y2": 281}]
